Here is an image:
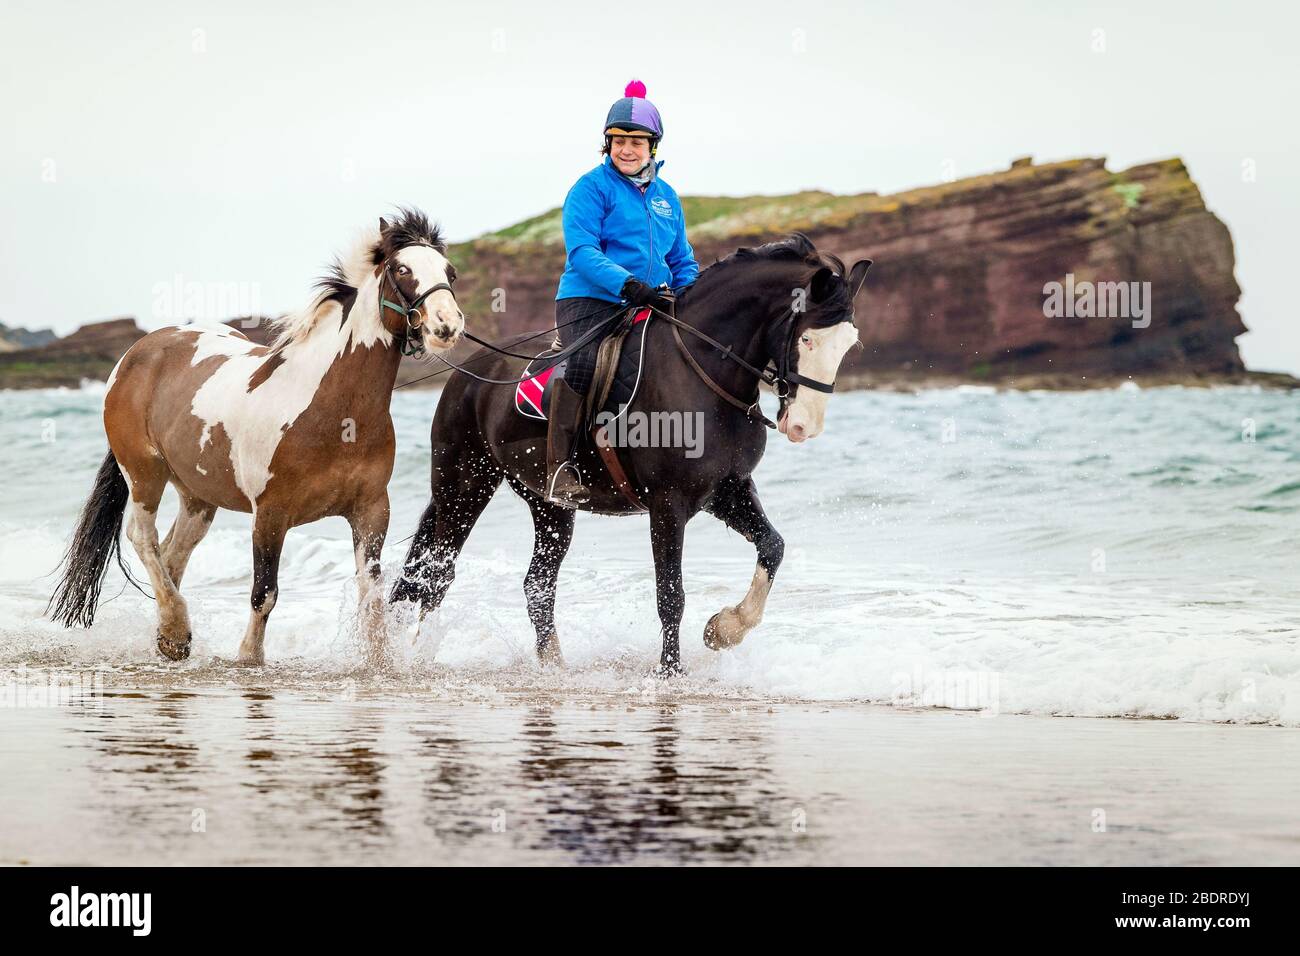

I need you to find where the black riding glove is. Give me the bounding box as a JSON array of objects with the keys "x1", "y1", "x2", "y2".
[
  {"x1": 620, "y1": 277, "x2": 659, "y2": 307},
  {"x1": 621, "y1": 277, "x2": 675, "y2": 315}
]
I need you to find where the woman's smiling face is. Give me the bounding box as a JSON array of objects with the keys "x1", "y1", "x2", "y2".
[{"x1": 609, "y1": 135, "x2": 651, "y2": 174}]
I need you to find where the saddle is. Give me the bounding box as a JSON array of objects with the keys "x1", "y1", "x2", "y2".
[{"x1": 515, "y1": 306, "x2": 653, "y2": 510}]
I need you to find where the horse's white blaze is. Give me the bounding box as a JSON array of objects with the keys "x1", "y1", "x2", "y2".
[
  {"x1": 188, "y1": 285, "x2": 385, "y2": 506},
  {"x1": 395, "y1": 245, "x2": 462, "y2": 341},
  {"x1": 780, "y1": 321, "x2": 858, "y2": 442}
]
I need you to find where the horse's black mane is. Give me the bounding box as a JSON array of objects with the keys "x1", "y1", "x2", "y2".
[
  {"x1": 314, "y1": 267, "x2": 357, "y2": 306},
  {"x1": 314, "y1": 206, "x2": 445, "y2": 306},
  {"x1": 376, "y1": 206, "x2": 446, "y2": 259},
  {"x1": 687, "y1": 232, "x2": 852, "y2": 325}
]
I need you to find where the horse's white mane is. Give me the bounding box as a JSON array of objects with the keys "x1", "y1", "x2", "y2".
[{"x1": 268, "y1": 224, "x2": 382, "y2": 350}]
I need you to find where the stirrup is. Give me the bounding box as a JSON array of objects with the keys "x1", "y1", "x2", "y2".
[{"x1": 547, "y1": 461, "x2": 590, "y2": 506}]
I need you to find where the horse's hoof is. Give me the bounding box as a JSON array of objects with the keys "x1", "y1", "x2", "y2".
[
  {"x1": 233, "y1": 644, "x2": 264, "y2": 667},
  {"x1": 653, "y1": 661, "x2": 687, "y2": 679},
  {"x1": 537, "y1": 633, "x2": 565, "y2": 668},
  {"x1": 703, "y1": 610, "x2": 746, "y2": 650},
  {"x1": 157, "y1": 631, "x2": 192, "y2": 662}
]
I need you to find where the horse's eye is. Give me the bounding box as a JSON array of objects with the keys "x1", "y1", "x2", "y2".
[
  {"x1": 397, "y1": 265, "x2": 410, "y2": 276},
  {"x1": 800, "y1": 333, "x2": 812, "y2": 346}
]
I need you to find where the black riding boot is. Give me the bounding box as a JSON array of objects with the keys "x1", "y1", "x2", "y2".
[{"x1": 546, "y1": 379, "x2": 591, "y2": 508}]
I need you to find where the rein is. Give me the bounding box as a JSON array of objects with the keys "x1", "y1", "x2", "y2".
[
  {"x1": 393, "y1": 288, "x2": 842, "y2": 425},
  {"x1": 649, "y1": 292, "x2": 839, "y2": 431},
  {"x1": 423, "y1": 306, "x2": 626, "y2": 387}
]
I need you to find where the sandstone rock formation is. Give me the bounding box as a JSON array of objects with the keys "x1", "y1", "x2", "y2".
[
  {"x1": 1, "y1": 157, "x2": 1266, "y2": 391},
  {"x1": 443, "y1": 156, "x2": 1253, "y2": 388},
  {"x1": 0, "y1": 318, "x2": 146, "y2": 388}
]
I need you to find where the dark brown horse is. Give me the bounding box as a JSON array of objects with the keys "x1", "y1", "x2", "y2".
[
  {"x1": 49, "y1": 210, "x2": 464, "y2": 666},
  {"x1": 392, "y1": 233, "x2": 869, "y2": 673}
]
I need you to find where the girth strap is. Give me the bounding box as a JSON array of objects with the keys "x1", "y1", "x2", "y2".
[{"x1": 593, "y1": 425, "x2": 648, "y2": 512}]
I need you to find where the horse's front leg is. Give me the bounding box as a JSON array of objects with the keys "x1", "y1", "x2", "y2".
[
  {"x1": 701, "y1": 476, "x2": 784, "y2": 650},
  {"x1": 648, "y1": 496, "x2": 693, "y2": 675},
  {"x1": 349, "y1": 492, "x2": 390, "y2": 669},
  {"x1": 236, "y1": 512, "x2": 288, "y2": 666}
]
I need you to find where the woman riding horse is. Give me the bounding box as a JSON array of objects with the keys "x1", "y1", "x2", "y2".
[{"x1": 547, "y1": 79, "x2": 699, "y2": 506}]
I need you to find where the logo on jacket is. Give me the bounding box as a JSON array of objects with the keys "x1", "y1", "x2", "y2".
[{"x1": 650, "y1": 197, "x2": 675, "y2": 219}]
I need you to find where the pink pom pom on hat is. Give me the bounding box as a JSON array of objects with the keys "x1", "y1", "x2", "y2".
[{"x1": 604, "y1": 79, "x2": 663, "y2": 139}]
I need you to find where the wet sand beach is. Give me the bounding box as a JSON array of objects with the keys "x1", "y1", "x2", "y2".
[{"x1": 3, "y1": 670, "x2": 1297, "y2": 866}]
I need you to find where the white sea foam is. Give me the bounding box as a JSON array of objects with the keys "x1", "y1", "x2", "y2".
[{"x1": 2, "y1": 385, "x2": 1298, "y2": 724}]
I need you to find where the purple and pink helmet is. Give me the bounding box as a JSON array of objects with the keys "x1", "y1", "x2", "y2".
[{"x1": 604, "y1": 80, "x2": 663, "y2": 141}]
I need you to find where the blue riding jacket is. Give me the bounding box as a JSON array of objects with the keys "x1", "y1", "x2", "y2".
[{"x1": 555, "y1": 156, "x2": 699, "y2": 302}]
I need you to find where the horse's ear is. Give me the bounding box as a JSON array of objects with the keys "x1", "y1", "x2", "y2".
[
  {"x1": 809, "y1": 266, "x2": 838, "y2": 304},
  {"x1": 379, "y1": 217, "x2": 389, "y2": 231},
  {"x1": 847, "y1": 259, "x2": 872, "y2": 299}
]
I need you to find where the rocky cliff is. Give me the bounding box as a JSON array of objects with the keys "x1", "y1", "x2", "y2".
[
  {"x1": 0, "y1": 321, "x2": 57, "y2": 352},
  {"x1": 0, "y1": 318, "x2": 146, "y2": 388},
  {"x1": 0, "y1": 157, "x2": 1266, "y2": 391},
  {"x1": 444, "y1": 156, "x2": 1255, "y2": 388}
]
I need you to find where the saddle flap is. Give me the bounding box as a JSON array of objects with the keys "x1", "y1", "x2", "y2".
[
  {"x1": 515, "y1": 359, "x2": 563, "y2": 419},
  {"x1": 514, "y1": 308, "x2": 651, "y2": 422}
]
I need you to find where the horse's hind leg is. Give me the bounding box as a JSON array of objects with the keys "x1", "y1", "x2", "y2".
[
  {"x1": 509, "y1": 478, "x2": 574, "y2": 666},
  {"x1": 391, "y1": 454, "x2": 501, "y2": 618},
  {"x1": 161, "y1": 491, "x2": 216, "y2": 589},
  {"x1": 119, "y1": 458, "x2": 192, "y2": 660},
  {"x1": 701, "y1": 476, "x2": 784, "y2": 650}
]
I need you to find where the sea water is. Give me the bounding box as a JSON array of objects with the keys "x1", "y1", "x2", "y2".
[
  {"x1": 2, "y1": 382, "x2": 1299, "y2": 864},
  {"x1": 2, "y1": 382, "x2": 1296, "y2": 724}
]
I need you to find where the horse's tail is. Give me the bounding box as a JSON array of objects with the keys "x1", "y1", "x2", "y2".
[{"x1": 47, "y1": 450, "x2": 132, "y2": 628}]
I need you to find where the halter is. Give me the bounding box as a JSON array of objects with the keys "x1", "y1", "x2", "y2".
[{"x1": 378, "y1": 247, "x2": 457, "y2": 358}]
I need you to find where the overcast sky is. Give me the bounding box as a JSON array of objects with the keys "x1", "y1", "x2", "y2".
[{"x1": 2, "y1": 0, "x2": 1297, "y2": 371}]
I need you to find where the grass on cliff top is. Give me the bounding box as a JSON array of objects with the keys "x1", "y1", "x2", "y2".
[{"x1": 469, "y1": 157, "x2": 1146, "y2": 251}]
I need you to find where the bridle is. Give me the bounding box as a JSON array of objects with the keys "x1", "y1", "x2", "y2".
[
  {"x1": 378, "y1": 243, "x2": 458, "y2": 358},
  {"x1": 658, "y1": 286, "x2": 844, "y2": 429},
  {"x1": 770, "y1": 301, "x2": 840, "y2": 397},
  {"x1": 385, "y1": 270, "x2": 849, "y2": 428}
]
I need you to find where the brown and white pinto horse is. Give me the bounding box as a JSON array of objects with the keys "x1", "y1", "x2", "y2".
[{"x1": 49, "y1": 209, "x2": 463, "y2": 665}]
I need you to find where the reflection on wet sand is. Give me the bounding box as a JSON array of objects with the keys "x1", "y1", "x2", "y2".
[
  {"x1": 509, "y1": 704, "x2": 797, "y2": 864},
  {"x1": 5, "y1": 674, "x2": 1299, "y2": 865},
  {"x1": 33, "y1": 684, "x2": 821, "y2": 864}
]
